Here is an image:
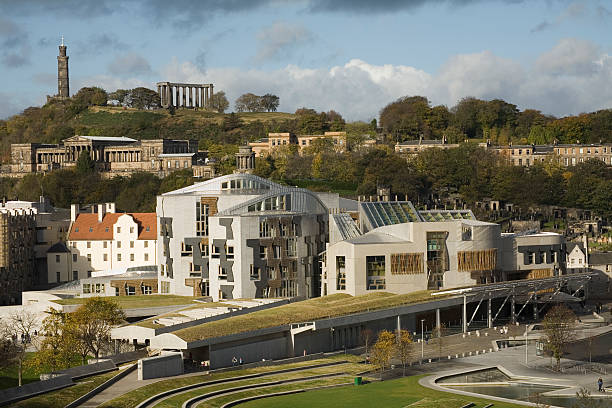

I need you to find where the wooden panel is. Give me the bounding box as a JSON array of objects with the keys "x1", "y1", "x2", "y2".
[
  {"x1": 457, "y1": 249, "x2": 497, "y2": 272},
  {"x1": 391, "y1": 253, "x2": 424, "y2": 275}
]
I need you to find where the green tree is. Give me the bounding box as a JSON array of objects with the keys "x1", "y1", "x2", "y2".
[
  {"x1": 72, "y1": 87, "x2": 108, "y2": 107},
  {"x1": 207, "y1": 91, "x2": 230, "y2": 113},
  {"x1": 260, "y1": 94, "x2": 280, "y2": 112},
  {"x1": 235, "y1": 93, "x2": 263, "y2": 112},
  {"x1": 76, "y1": 150, "x2": 95, "y2": 175},
  {"x1": 70, "y1": 297, "x2": 126, "y2": 360},
  {"x1": 31, "y1": 309, "x2": 74, "y2": 373},
  {"x1": 130, "y1": 87, "x2": 161, "y2": 109},
  {"x1": 108, "y1": 89, "x2": 130, "y2": 106}
]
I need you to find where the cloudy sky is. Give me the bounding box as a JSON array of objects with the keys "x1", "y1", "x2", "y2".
[{"x1": 0, "y1": 0, "x2": 611, "y2": 120}]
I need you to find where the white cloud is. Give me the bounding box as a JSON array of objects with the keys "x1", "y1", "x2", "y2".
[
  {"x1": 107, "y1": 53, "x2": 152, "y2": 76},
  {"x1": 159, "y1": 38, "x2": 612, "y2": 120}
]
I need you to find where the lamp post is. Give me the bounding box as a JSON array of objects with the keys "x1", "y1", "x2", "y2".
[
  {"x1": 524, "y1": 325, "x2": 528, "y2": 366},
  {"x1": 421, "y1": 319, "x2": 425, "y2": 363}
]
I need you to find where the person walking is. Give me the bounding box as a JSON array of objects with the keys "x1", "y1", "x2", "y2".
[
  {"x1": 598, "y1": 377, "x2": 603, "y2": 392},
  {"x1": 232, "y1": 356, "x2": 238, "y2": 366}
]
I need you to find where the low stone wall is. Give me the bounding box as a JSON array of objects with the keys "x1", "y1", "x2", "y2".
[
  {"x1": 138, "y1": 352, "x2": 183, "y2": 380},
  {"x1": 51, "y1": 359, "x2": 117, "y2": 380},
  {"x1": 65, "y1": 364, "x2": 137, "y2": 408},
  {"x1": 0, "y1": 374, "x2": 73, "y2": 407}
]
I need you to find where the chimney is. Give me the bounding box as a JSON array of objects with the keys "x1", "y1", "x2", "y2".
[
  {"x1": 71, "y1": 204, "x2": 80, "y2": 222},
  {"x1": 106, "y1": 202, "x2": 116, "y2": 213},
  {"x1": 98, "y1": 204, "x2": 105, "y2": 223},
  {"x1": 583, "y1": 235, "x2": 589, "y2": 267}
]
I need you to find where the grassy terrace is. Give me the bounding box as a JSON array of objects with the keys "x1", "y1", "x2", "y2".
[
  {"x1": 134, "y1": 302, "x2": 232, "y2": 329},
  {"x1": 174, "y1": 291, "x2": 447, "y2": 342},
  {"x1": 99, "y1": 355, "x2": 359, "y2": 408},
  {"x1": 51, "y1": 295, "x2": 200, "y2": 309},
  {"x1": 240, "y1": 375, "x2": 524, "y2": 408}
]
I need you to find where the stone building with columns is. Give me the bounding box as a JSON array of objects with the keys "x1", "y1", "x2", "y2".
[
  {"x1": 157, "y1": 82, "x2": 213, "y2": 109},
  {"x1": 8, "y1": 135, "x2": 214, "y2": 179}
]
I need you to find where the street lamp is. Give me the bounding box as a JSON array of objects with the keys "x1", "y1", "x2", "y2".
[
  {"x1": 421, "y1": 319, "x2": 425, "y2": 362},
  {"x1": 524, "y1": 325, "x2": 528, "y2": 366}
]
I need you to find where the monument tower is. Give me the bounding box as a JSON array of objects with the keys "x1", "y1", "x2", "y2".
[{"x1": 57, "y1": 36, "x2": 69, "y2": 98}]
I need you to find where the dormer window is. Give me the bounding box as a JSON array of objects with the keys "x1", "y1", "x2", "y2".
[{"x1": 89, "y1": 227, "x2": 93, "y2": 232}]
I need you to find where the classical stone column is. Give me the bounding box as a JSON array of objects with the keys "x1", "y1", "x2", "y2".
[
  {"x1": 204, "y1": 85, "x2": 209, "y2": 106},
  {"x1": 182, "y1": 86, "x2": 187, "y2": 107},
  {"x1": 210, "y1": 84, "x2": 213, "y2": 99}
]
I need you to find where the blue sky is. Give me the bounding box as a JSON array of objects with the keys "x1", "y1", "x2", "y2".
[{"x1": 0, "y1": 0, "x2": 611, "y2": 120}]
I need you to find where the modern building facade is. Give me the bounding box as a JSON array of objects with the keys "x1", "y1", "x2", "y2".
[
  {"x1": 249, "y1": 132, "x2": 350, "y2": 156},
  {"x1": 322, "y1": 201, "x2": 565, "y2": 297},
  {"x1": 486, "y1": 143, "x2": 612, "y2": 167},
  {"x1": 157, "y1": 172, "x2": 329, "y2": 302},
  {"x1": 7, "y1": 136, "x2": 214, "y2": 179},
  {"x1": 56, "y1": 203, "x2": 157, "y2": 283}
]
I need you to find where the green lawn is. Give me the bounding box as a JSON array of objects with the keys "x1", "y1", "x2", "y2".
[
  {"x1": 174, "y1": 291, "x2": 448, "y2": 342},
  {"x1": 10, "y1": 369, "x2": 120, "y2": 408},
  {"x1": 51, "y1": 294, "x2": 200, "y2": 309},
  {"x1": 238, "y1": 375, "x2": 525, "y2": 408},
  {"x1": 0, "y1": 352, "x2": 86, "y2": 390},
  {"x1": 99, "y1": 355, "x2": 359, "y2": 408}
]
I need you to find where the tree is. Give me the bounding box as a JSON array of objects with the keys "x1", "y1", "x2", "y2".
[
  {"x1": 235, "y1": 93, "x2": 263, "y2": 112},
  {"x1": 573, "y1": 387, "x2": 606, "y2": 408},
  {"x1": 541, "y1": 305, "x2": 577, "y2": 371},
  {"x1": 395, "y1": 330, "x2": 413, "y2": 376},
  {"x1": 0, "y1": 309, "x2": 38, "y2": 386},
  {"x1": 130, "y1": 87, "x2": 161, "y2": 110},
  {"x1": 370, "y1": 330, "x2": 395, "y2": 379},
  {"x1": 31, "y1": 308, "x2": 74, "y2": 374},
  {"x1": 72, "y1": 87, "x2": 108, "y2": 107},
  {"x1": 207, "y1": 91, "x2": 230, "y2": 113},
  {"x1": 260, "y1": 94, "x2": 280, "y2": 112},
  {"x1": 70, "y1": 297, "x2": 125, "y2": 360},
  {"x1": 76, "y1": 150, "x2": 95, "y2": 175},
  {"x1": 360, "y1": 328, "x2": 374, "y2": 355},
  {"x1": 108, "y1": 89, "x2": 130, "y2": 106}
]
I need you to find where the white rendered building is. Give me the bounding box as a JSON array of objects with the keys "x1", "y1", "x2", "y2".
[
  {"x1": 58, "y1": 203, "x2": 157, "y2": 282},
  {"x1": 322, "y1": 202, "x2": 565, "y2": 296},
  {"x1": 157, "y1": 173, "x2": 329, "y2": 301}
]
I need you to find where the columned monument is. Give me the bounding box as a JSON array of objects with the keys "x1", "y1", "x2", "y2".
[
  {"x1": 57, "y1": 36, "x2": 69, "y2": 99},
  {"x1": 156, "y1": 82, "x2": 213, "y2": 109}
]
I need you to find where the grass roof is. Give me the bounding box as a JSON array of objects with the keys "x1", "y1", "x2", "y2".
[
  {"x1": 51, "y1": 295, "x2": 200, "y2": 309},
  {"x1": 174, "y1": 291, "x2": 446, "y2": 342}
]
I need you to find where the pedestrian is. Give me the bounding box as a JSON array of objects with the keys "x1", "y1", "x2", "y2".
[
  {"x1": 598, "y1": 378, "x2": 603, "y2": 392},
  {"x1": 232, "y1": 356, "x2": 237, "y2": 366},
  {"x1": 239, "y1": 357, "x2": 243, "y2": 365}
]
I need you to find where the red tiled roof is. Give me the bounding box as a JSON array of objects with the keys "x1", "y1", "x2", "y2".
[{"x1": 69, "y1": 213, "x2": 157, "y2": 241}]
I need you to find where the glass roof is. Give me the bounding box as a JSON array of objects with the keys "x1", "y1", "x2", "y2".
[{"x1": 360, "y1": 201, "x2": 421, "y2": 229}]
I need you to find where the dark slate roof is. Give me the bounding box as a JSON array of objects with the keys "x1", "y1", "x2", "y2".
[
  {"x1": 566, "y1": 242, "x2": 585, "y2": 254},
  {"x1": 47, "y1": 242, "x2": 70, "y2": 253},
  {"x1": 589, "y1": 252, "x2": 612, "y2": 265}
]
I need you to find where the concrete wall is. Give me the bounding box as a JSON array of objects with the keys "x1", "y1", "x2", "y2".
[
  {"x1": 209, "y1": 332, "x2": 288, "y2": 369},
  {"x1": 137, "y1": 352, "x2": 183, "y2": 380}
]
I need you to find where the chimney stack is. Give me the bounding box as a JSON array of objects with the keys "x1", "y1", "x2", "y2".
[
  {"x1": 97, "y1": 204, "x2": 105, "y2": 223},
  {"x1": 71, "y1": 204, "x2": 80, "y2": 222}
]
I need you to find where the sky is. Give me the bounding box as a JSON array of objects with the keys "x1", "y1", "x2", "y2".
[{"x1": 0, "y1": 0, "x2": 611, "y2": 121}]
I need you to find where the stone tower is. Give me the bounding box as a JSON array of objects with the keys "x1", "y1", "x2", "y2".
[
  {"x1": 57, "y1": 37, "x2": 69, "y2": 99},
  {"x1": 234, "y1": 146, "x2": 255, "y2": 174}
]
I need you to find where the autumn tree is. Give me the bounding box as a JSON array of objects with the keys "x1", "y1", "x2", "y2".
[
  {"x1": 395, "y1": 330, "x2": 413, "y2": 376},
  {"x1": 0, "y1": 309, "x2": 38, "y2": 386},
  {"x1": 70, "y1": 297, "x2": 126, "y2": 360},
  {"x1": 542, "y1": 305, "x2": 577, "y2": 371},
  {"x1": 207, "y1": 91, "x2": 230, "y2": 113},
  {"x1": 371, "y1": 330, "x2": 395, "y2": 378},
  {"x1": 31, "y1": 308, "x2": 74, "y2": 374},
  {"x1": 360, "y1": 328, "x2": 374, "y2": 355}
]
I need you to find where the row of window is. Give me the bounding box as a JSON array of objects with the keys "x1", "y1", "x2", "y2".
[
  {"x1": 65, "y1": 252, "x2": 150, "y2": 263},
  {"x1": 524, "y1": 251, "x2": 558, "y2": 265},
  {"x1": 259, "y1": 220, "x2": 295, "y2": 238},
  {"x1": 73, "y1": 226, "x2": 150, "y2": 234},
  {"x1": 76, "y1": 240, "x2": 150, "y2": 249},
  {"x1": 557, "y1": 147, "x2": 609, "y2": 155}
]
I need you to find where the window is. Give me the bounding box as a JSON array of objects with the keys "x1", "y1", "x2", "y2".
[
  {"x1": 259, "y1": 246, "x2": 267, "y2": 260},
  {"x1": 250, "y1": 265, "x2": 260, "y2": 280},
  {"x1": 142, "y1": 285, "x2": 152, "y2": 295},
  {"x1": 161, "y1": 281, "x2": 170, "y2": 294},
  {"x1": 73, "y1": 270, "x2": 78, "y2": 280},
  {"x1": 273, "y1": 245, "x2": 281, "y2": 259},
  {"x1": 181, "y1": 242, "x2": 193, "y2": 256},
  {"x1": 103, "y1": 241, "x2": 107, "y2": 248},
  {"x1": 56, "y1": 271, "x2": 61, "y2": 282},
  {"x1": 366, "y1": 256, "x2": 385, "y2": 290},
  {"x1": 167, "y1": 161, "x2": 171, "y2": 168},
  {"x1": 226, "y1": 246, "x2": 234, "y2": 259},
  {"x1": 144, "y1": 241, "x2": 148, "y2": 248},
  {"x1": 211, "y1": 245, "x2": 221, "y2": 258},
  {"x1": 130, "y1": 253, "x2": 134, "y2": 261},
  {"x1": 87, "y1": 254, "x2": 91, "y2": 262},
  {"x1": 144, "y1": 253, "x2": 149, "y2": 261},
  {"x1": 55, "y1": 254, "x2": 60, "y2": 263},
  {"x1": 196, "y1": 201, "x2": 209, "y2": 236},
  {"x1": 87, "y1": 270, "x2": 92, "y2": 278},
  {"x1": 130, "y1": 227, "x2": 134, "y2": 233},
  {"x1": 87, "y1": 241, "x2": 91, "y2": 248},
  {"x1": 129, "y1": 241, "x2": 134, "y2": 248},
  {"x1": 117, "y1": 241, "x2": 121, "y2": 248},
  {"x1": 280, "y1": 224, "x2": 288, "y2": 237},
  {"x1": 286, "y1": 238, "x2": 297, "y2": 257},
  {"x1": 126, "y1": 286, "x2": 136, "y2": 296},
  {"x1": 175, "y1": 160, "x2": 179, "y2": 168},
  {"x1": 199, "y1": 242, "x2": 209, "y2": 257},
  {"x1": 184, "y1": 161, "x2": 189, "y2": 168},
  {"x1": 219, "y1": 266, "x2": 227, "y2": 279},
  {"x1": 336, "y1": 256, "x2": 346, "y2": 290},
  {"x1": 75, "y1": 227, "x2": 79, "y2": 232},
  {"x1": 117, "y1": 227, "x2": 121, "y2": 233},
  {"x1": 117, "y1": 253, "x2": 122, "y2": 261},
  {"x1": 94, "y1": 283, "x2": 105, "y2": 293},
  {"x1": 105, "y1": 227, "x2": 109, "y2": 232},
  {"x1": 89, "y1": 227, "x2": 93, "y2": 232},
  {"x1": 83, "y1": 283, "x2": 91, "y2": 294},
  {"x1": 103, "y1": 253, "x2": 108, "y2": 261},
  {"x1": 259, "y1": 221, "x2": 271, "y2": 237},
  {"x1": 189, "y1": 263, "x2": 202, "y2": 277}
]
